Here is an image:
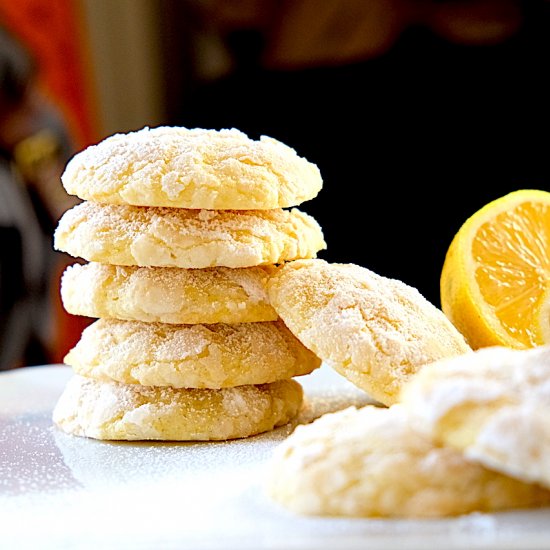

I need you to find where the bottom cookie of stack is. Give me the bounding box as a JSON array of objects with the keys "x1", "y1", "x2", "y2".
[{"x1": 53, "y1": 375, "x2": 303, "y2": 441}]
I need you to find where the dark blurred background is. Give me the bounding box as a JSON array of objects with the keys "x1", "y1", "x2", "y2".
[{"x1": 1, "y1": 0, "x2": 549, "y2": 369}]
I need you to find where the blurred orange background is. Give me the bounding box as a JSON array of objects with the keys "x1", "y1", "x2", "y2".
[{"x1": 1, "y1": 0, "x2": 98, "y2": 366}]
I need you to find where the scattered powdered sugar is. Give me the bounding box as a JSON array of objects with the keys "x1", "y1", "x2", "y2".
[
  {"x1": 3, "y1": 366, "x2": 550, "y2": 549},
  {"x1": 449, "y1": 513, "x2": 498, "y2": 541}
]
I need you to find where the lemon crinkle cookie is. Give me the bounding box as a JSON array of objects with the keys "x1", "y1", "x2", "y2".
[
  {"x1": 400, "y1": 345, "x2": 550, "y2": 490},
  {"x1": 266, "y1": 404, "x2": 550, "y2": 518},
  {"x1": 53, "y1": 375, "x2": 303, "y2": 441},
  {"x1": 61, "y1": 126, "x2": 323, "y2": 209},
  {"x1": 267, "y1": 259, "x2": 471, "y2": 406},
  {"x1": 64, "y1": 318, "x2": 321, "y2": 388},
  {"x1": 54, "y1": 202, "x2": 326, "y2": 268},
  {"x1": 61, "y1": 262, "x2": 278, "y2": 324}
]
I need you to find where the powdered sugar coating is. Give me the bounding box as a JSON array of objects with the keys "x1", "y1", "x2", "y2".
[
  {"x1": 53, "y1": 375, "x2": 303, "y2": 441},
  {"x1": 401, "y1": 345, "x2": 550, "y2": 489},
  {"x1": 54, "y1": 202, "x2": 326, "y2": 268},
  {"x1": 266, "y1": 404, "x2": 550, "y2": 518},
  {"x1": 61, "y1": 127, "x2": 323, "y2": 209},
  {"x1": 61, "y1": 262, "x2": 278, "y2": 324},
  {"x1": 267, "y1": 259, "x2": 471, "y2": 405},
  {"x1": 64, "y1": 318, "x2": 321, "y2": 388}
]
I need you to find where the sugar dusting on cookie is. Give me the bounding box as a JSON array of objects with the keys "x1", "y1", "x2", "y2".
[
  {"x1": 61, "y1": 262, "x2": 277, "y2": 324},
  {"x1": 53, "y1": 202, "x2": 326, "y2": 268},
  {"x1": 63, "y1": 319, "x2": 320, "y2": 389},
  {"x1": 401, "y1": 345, "x2": 550, "y2": 489},
  {"x1": 267, "y1": 259, "x2": 471, "y2": 406},
  {"x1": 53, "y1": 375, "x2": 303, "y2": 441},
  {"x1": 61, "y1": 126, "x2": 323, "y2": 210},
  {"x1": 266, "y1": 403, "x2": 550, "y2": 517}
]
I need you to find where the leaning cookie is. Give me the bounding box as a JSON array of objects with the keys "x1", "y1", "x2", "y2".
[
  {"x1": 400, "y1": 345, "x2": 550, "y2": 490},
  {"x1": 61, "y1": 127, "x2": 322, "y2": 209},
  {"x1": 61, "y1": 262, "x2": 278, "y2": 324},
  {"x1": 267, "y1": 259, "x2": 471, "y2": 405},
  {"x1": 54, "y1": 202, "x2": 326, "y2": 268},
  {"x1": 53, "y1": 375, "x2": 303, "y2": 441},
  {"x1": 266, "y1": 404, "x2": 550, "y2": 518},
  {"x1": 64, "y1": 318, "x2": 321, "y2": 388}
]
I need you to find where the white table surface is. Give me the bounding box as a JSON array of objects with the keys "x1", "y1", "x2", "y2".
[{"x1": 1, "y1": 364, "x2": 550, "y2": 550}]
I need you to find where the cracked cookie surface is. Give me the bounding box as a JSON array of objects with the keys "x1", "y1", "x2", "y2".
[
  {"x1": 401, "y1": 345, "x2": 550, "y2": 490},
  {"x1": 267, "y1": 259, "x2": 470, "y2": 405},
  {"x1": 266, "y1": 404, "x2": 550, "y2": 517},
  {"x1": 53, "y1": 375, "x2": 303, "y2": 441},
  {"x1": 61, "y1": 262, "x2": 278, "y2": 324},
  {"x1": 64, "y1": 318, "x2": 321, "y2": 388},
  {"x1": 54, "y1": 202, "x2": 326, "y2": 268},
  {"x1": 61, "y1": 126, "x2": 323, "y2": 209}
]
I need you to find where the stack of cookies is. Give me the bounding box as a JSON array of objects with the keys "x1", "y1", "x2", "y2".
[{"x1": 51, "y1": 126, "x2": 325, "y2": 441}]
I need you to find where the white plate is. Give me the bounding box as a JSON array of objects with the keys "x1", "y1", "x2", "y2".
[{"x1": 1, "y1": 365, "x2": 550, "y2": 550}]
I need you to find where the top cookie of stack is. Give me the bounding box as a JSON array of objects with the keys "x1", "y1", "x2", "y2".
[
  {"x1": 52, "y1": 126, "x2": 325, "y2": 441},
  {"x1": 60, "y1": 126, "x2": 323, "y2": 210}
]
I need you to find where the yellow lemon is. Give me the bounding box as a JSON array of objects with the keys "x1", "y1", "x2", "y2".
[{"x1": 441, "y1": 189, "x2": 550, "y2": 350}]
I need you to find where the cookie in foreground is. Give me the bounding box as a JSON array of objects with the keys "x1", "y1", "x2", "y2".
[
  {"x1": 266, "y1": 404, "x2": 550, "y2": 518},
  {"x1": 61, "y1": 126, "x2": 323, "y2": 210},
  {"x1": 267, "y1": 259, "x2": 471, "y2": 405},
  {"x1": 61, "y1": 262, "x2": 278, "y2": 324},
  {"x1": 64, "y1": 318, "x2": 321, "y2": 388},
  {"x1": 53, "y1": 375, "x2": 303, "y2": 441},
  {"x1": 400, "y1": 344, "x2": 550, "y2": 489},
  {"x1": 54, "y1": 202, "x2": 326, "y2": 268}
]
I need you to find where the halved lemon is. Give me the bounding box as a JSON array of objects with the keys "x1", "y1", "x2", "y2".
[{"x1": 440, "y1": 189, "x2": 550, "y2": 350}]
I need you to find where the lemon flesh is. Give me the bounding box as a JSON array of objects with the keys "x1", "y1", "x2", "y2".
[{"x1": 441, "y1": 189, "x2": 550, "y2": 350}]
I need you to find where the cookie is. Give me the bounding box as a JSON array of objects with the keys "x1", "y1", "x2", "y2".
[
  {"x1": 266, "y1": 404, "x2": 550, "y2": 518},
  {"x1": 267, "y1": 259, "x2": 471, "y2": 405},
  {"x1": 61, "y1": 262, "x2": 278, "y2": 324},
  {"x1": 400, "y1": 345, "x2": 550, "y2": 489},
  {"x1": 53, "y1": 202, "x2": 326, "y2": 268},
  {"x1": 64, "y1": 318, "x2": 321, "y2": 388},
  {"x1": 61, "y1": 126, "x2": 323, "y2": 209},
  {"x1": 53, "y1": 375, "x2": 303, "y2": 441}
]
